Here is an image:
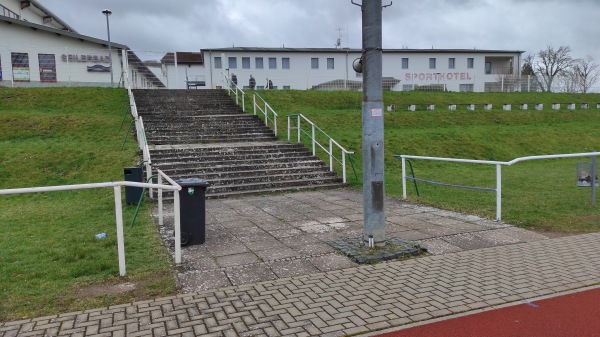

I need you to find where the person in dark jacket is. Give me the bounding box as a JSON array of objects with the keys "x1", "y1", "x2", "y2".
[{"x1": 249, "y1": 75, "x2": 256, "y2": 89}]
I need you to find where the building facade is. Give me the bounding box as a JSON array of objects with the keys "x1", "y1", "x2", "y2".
[
  {"x1": 0, "y1": 0, "x2": 164, "y2": 88},
  {"x1": 162, "y1": 47, "x2": 524, "y2": 92}
]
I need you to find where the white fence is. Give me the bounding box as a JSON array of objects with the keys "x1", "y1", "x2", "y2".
[
  {"x1": 0, "y1": 180, "x2": 182, "y2": 277},
  {"x1": 397, "y1": 152, "x2": 600, "y2": 222}
]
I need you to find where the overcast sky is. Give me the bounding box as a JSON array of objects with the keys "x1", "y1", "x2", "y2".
[{"x1": 40, "y1": 0, "x2": 600, "y2": 61}]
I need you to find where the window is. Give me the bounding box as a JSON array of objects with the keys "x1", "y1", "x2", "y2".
[
  {"x1": 283, "y1": 85, "x2": 291, "y2": 90},
  {"x1": 485, "y1": 62, "x2": 492, "y2": 74},
  {"x1": 311, "y1": 58, "x2": 319, "y2": 69},
  {"x1": 402, "y1": 58, "x2": 409, "y2": 69},
  {"x1": 429, "y1": 58, "x2": 436, "y2": 69},
  {"x1": 269, "y1": 57, "x2": 277, "y2": 69},
  {"x1": 459, "y1": 84, "x2": 474, "y2": 92},
  {"x1": 448, "y1": 58, "x2": 455, "y2": 69},
  {"x1": 403, "y1": 84, "x2": 414, "y2": 91},
  {"x1": 282, "y1": 57, "x2": 290, "y2": 69},
  {"x1": 242, "y1": 57, "x2": 250, "y2": 69},
  {"x1": 214, "y1": 56, "x2": 222, "y2": 69},
  {"x1": 11, "y1": 52, "x2": 30, "y2": 82},
  {"x1": 38, "y1": 54, "x2": 56, "y2": 83},
  {"x1": 228, "y1": 57, "x2": 237, "y2": 69},
  {"x1": 255, "y1": 57, "x2": 263, "y2": 69},
  {"x1": 327, "y1": 58, "x2": 334, "y2": 70},
  {"x1": 467, "y1": 58, "x2": 474, "y2": 69}
]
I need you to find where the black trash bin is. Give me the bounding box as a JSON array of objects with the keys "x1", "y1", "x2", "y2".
[
  {"x1": 177, "y1": 178, "x2": 210, "y2": 246},
  {"x1": 124, "y1": 167, "x2": 143, "y2": 204}
]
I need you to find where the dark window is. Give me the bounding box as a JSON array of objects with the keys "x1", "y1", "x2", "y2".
[
  {"x1": 269, "y1": 57, "x2": 277, "y2": 69},
  {"x1": 448, "y1": 58, "x2": 455, "y2": 69},
  {"x1": 327, "y1": 58, "x2": 334, "y2": 70},
  {"x1": 467, "y1": 58, "x2": 474, "y2": 69},
  {"x1": 402, "y1": 58, "x2": 409, "y2": 69},
  {"x1": 11, "y1": 52, "x2": 30, "y2": 82},
  {"x1": 242, "y1": 57, "x2": 250, "y2": 69},
  {"x1": 255, "y1": 57, "x2": 263, "y2": 69},
  {"x1": 282, "y1": 57, "x2": 290, "y2": 69},
  {"x1": 38, "y1": 54, "x2": 57, "y2": 83},
  {"x1": 228, "y1": 57, "x2": 237, "y2": 69},
  {"x1": 311, "y1": 58, "x2": 319, "y2": 69},
  {"x1": 429, "y1": 58, "x2": 436, "y2": 69},
  {"x1": 214, "y1": 57, "x2": 222, "y2": 69}
]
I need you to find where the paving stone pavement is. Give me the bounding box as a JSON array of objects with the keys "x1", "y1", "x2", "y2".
[{"x1": 3, "y1": 189, "x2": 600, "y2": 336}]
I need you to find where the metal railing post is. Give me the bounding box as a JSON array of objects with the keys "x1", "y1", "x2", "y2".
[
  {"x1": 253, "y1": 94, "x2": 257, "y2": 115},
  {"x1": 287, "y1": 116, "x2": 291, "y2": 142},
  {"x1": 273, "y1": 113, "x2": 277, "y2": 137},
  {"x1": 329, "y1": 139, "x2": 333, "y2": 171},
  {"x1": 312, "y1": 124, "x2": 316, "y2": 156},
  {"x1": 242, "y1": 91, "x2": 245, "y2": 112},
  {"x1": 113, "y1": 186, "x2": 126, "y2": 277},
  {"x1": 402, "y1": 157, "x2": 407, "y2": 199},
  {"x1": 496, "y1": 164, "x2": 502, "y2": 222},
  {"x1": 342, "y1": 151, "x2": 347, "y2": 183},
  {"x1": 297, "y1": 115, "x2": 301, "y2": 143},
  {"x1": 174, "y1": 190, "x2": 181, "y2": 264},
  {"x1": 158, "y1": 174, "x2": 163, "y2": 228}
]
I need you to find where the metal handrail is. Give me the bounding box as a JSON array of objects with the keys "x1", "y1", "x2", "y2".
[
  {"x1": 222, "y1": 72, "x2": 245, "y2": 112},
  {"x1": 253, "y1": 92, "x2": 279, "y2": 136},
  {"x1": 396, "y1": 151, "x2": 600, "y2": 222},
  {"x1": 287, "y1": 113, "x2": 355, "y2": 183},
  {"x1": 0, "y1": 180, "x2": 181, "y2": 276}
]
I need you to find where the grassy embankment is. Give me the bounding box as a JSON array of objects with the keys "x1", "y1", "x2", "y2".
[
  {"x1": 0, "y1": 87, "x2": 176, "y2": 321},
  {"x1": 251, "y1": 90, "x2": 600, "y2": 233}
]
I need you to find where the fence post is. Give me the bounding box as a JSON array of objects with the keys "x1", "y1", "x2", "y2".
[
  {"x1": 329, "y1": 139, "x2": 333, "y2": 171},
  {"x1": 158, "y1": 174, "x2": 163, "y2": 228},
  {"x1": 402, "y1": 157, "x2": 407, "y2": 199},
  {"x1": 113, "y1": 186, "x2": 126, "y2": 277},
  {"x1": 242, "y1": 91, "x2": 245, "y2": 112},
  {"x1": 297, "y1": 115, "x2": 301, "y2": 143},
  {"x1": 174, "y1": 190, "x2": 181, "y2": 264},
  {"x1": 253, "y1": 94, "x2": 257, "y2": 115},
  {"x1": 287, "y1": 116, "x2": 291, "y2": 142},
  {"x1": 496, "y1": 164, "x2": 502, "y2": 222},
  {"x1": 311, "y1": 124, "x2": 316, "y2": 156},
  {"x1": 342, "y1": 151, "x2": 347, "y2": 183}
]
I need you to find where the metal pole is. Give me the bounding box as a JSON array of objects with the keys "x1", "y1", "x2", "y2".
[
  {"x1": 113, "y1": 186, "x2": 126, "y2": 276},
  {"x1": 402, "y1": 157, "x2": 407, "y2": 199},
  {"x1": 361, "y1": 0, "x2": 386, "y2": 246},
  {"x1": 592, "y1": 155, "x2": 597, "y2": 207},
  {"x1": 102, "y1": 10, "x2": 114, "y2": 88},
  {"x1": 174, "y1": 52, "x2": 178, "y2": 89},
  {"x1": 174, "y1": 191, "x2": 181, "y2": 264},
  {"x1": 496, "y1": 164, "x2": 502, "y2": 222}
]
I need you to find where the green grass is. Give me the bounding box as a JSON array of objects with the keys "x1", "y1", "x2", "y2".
[
  {"x1": 249, "y1": 90, "x2": 600, "y2": 233},
  {"x1": 0, "y1": 87, "x2": 176, "y2": 321}
]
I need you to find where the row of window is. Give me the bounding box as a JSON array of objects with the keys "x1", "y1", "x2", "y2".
[
  {"x1": 402, "y1": 83, "x2": 475, "y2": 92},
  {"x1": 214, "y1": 56, "x2": 335, "y2": 70},
  {"x1": 0, "y1": 52, "x2": 57, "y2": 82},
  {"x1": 401, "y1": 57, "x2": 475, "y2": 70}
]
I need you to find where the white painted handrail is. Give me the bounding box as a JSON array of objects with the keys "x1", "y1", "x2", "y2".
[
  {"x1": 397, "y1": 152, "x2": 600, "y2": 222},
  {"x1": 0, "y1": 180, "x2": 181, "y2": 277},
  {"x1": 253, "y1": 93, "x2": 279, "y2": 136},
  {"x1": 287, "y1": 113, "x2": 354, "y2": 183},
  {"x1": 222, "y1": 72, "x2": 245, "y2": 112}
]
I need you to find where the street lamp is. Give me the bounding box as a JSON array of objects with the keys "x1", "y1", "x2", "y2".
[{"x1": 102, "y1": 9, "x2": 113, "y2": 88}]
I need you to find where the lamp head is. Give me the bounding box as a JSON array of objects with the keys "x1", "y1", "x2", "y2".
[{"x1": 102, "y1": 9, "x2": 112, "y2": 16}]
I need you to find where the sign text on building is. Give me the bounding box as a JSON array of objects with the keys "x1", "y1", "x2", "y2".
[
  {"x1": 61, "y1": 54, "x2": 110, "y2": 63},
  {"x1": 405, "y1": 72, "x2": 473, "y2": 81}
]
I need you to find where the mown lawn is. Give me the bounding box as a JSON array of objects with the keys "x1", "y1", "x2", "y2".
[
  {"x1": 250, "y1": 90, "x2": 600, "y2": 233},
  {"x1": 0, "y1": 87, "x2": 176, "y2": 321}
]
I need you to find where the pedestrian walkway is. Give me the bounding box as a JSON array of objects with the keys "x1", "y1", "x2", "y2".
[{"x1": 2, "y1": 190, "x2": 599, "y2": 337}]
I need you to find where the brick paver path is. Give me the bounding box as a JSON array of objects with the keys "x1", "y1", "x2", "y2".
[{"x1": 2, "y1": 233, "x2": 599, "y2": 337}]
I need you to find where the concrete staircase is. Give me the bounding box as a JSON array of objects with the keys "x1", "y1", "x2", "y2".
[{"x1": 133, "y1": 89, "x2": 346, "y2": 198}]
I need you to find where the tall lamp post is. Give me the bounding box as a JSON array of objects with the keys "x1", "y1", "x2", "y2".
[{"x1": 102, "y1": 9, "x2": 113, "y2": 88}]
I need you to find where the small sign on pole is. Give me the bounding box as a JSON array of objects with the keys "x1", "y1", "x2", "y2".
[{"x1": 577, "y1": 158, "x2": 598, "y2": 206}]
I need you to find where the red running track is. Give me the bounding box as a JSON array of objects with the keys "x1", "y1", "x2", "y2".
[{"x1": 376, "y1": 287, "x2": 600, "y2": 337}]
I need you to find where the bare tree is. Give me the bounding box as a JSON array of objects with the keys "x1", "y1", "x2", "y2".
[
  {"x1": 535, "y1": 45, "x2": 574, "y2": 92},
  {"x1": 573, "y1": 56, "x2": 600, "y2": 93}
]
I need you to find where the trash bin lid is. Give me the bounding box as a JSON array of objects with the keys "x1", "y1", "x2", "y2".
[{"x1": 176, "y1": 177, "x2": 211, "y2": 187}]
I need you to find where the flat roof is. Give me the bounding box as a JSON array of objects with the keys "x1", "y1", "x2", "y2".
[{"x1": 203, "y1": 47, "x2": 525, "y2": 54}]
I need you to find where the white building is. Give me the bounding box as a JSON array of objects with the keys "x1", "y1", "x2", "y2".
[
  {"x1": 162, "y1": 47, "x2": 525, "y2": 92},
  {"x1": 0, "y1": 0, "x2": 164, "y2": 88}
]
